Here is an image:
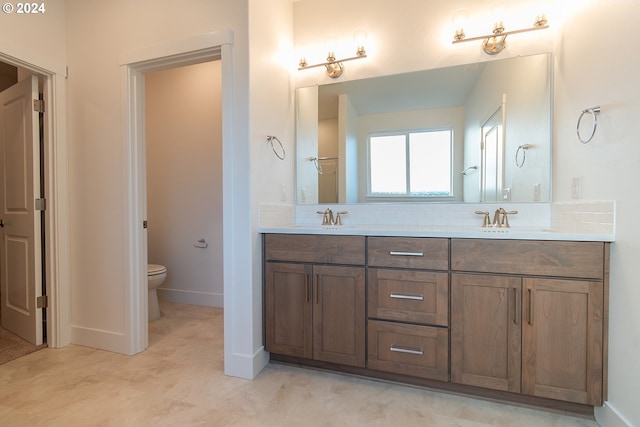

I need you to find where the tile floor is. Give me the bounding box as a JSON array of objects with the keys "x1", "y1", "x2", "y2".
[{"x1": 0, "y1": 301, "x2": 600, "y2": 427}]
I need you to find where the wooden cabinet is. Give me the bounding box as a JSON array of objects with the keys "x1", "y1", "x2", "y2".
[
  {"x1": 265, "y1": 262, "x2": 312, "y2": 359},
  {"x1": 451, "y1": 239, "x2": 608, "y2": 406},
  {"x1": 451, "y1": 274, "x2": 522, "y2": 393},
  {"x1": 264, "y1": 233, "x2": 610, "y2": 410},
  {"x1": 312, "y1": 265, "x2": 365, "y2": 367},
  {"x1": 368, "y1": 268, "x2": 448, "y2": 326},
  {"x1": 522, "y1": 278, "x2": 603, "y2": 405},
  {"x1": 368, "y1": 320, "x2": 448, "y2": 381},
  {"x1": 264, "y1": 234, "x2": 366, "y2": 368},
  {"x1": 367, "y1": 237, "x2": 449, "y2": 381}
]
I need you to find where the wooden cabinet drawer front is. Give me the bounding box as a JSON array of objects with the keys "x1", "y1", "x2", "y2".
[
  {"x1": 451, "y1": 239, "x2": 605, "y2": 279},
  {"x1": 368, "y1": 237, "x2": 449, "y2": 270},
  {"x1": 264, "y1": 234, "x2": 365, "y2": 265},
  {"x1": 368, "y1": 269, "x2": 448, "y2": 326},
  {"x1": 368, "y1": 320, "x2": 448, "y2": 381}
]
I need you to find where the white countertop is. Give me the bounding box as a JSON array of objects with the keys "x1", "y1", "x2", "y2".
[{"x1": 258, "y1": 224, "x2": 615, "y2": 242}]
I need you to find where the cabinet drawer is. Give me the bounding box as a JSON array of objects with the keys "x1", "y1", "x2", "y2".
[
  {"x1": 368, "y1": 237, "x2": 449, "y2": 270},
  {"x1": 368, "y1": 269, "x2": 448, "y2": 326},
  {"x1": 368, "y1": 320, "x2": 448, "y2": 381},
  {"x1": 451, "y1": 239, "x2": 605, "y2": 279},
  {"x1": 264, "y1": 234, "x2": 365, "y2": 265}
]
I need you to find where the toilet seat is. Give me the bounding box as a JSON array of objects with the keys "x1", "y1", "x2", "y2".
[{"x1": 148, "y1": 264, "x2": 167, "y2": 276}]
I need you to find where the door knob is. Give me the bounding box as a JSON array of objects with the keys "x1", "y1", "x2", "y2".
[{"x1": 0, "y1": 219, "x2": 4, "y2": 227}]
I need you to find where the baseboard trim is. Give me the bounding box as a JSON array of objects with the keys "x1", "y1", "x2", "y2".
[
  {"x1": 224, "y1": 346, "x2": 269, "y2": 380},
  {"x1": 270, "y1": 354, "x2": 596, "y2": 419},
  {"x1": 70, "y1": 325, "x2": 136, "y2": 355},
  {"x1": 157, "y1": 288, "x2": 223, "y2": 308},
  {"x1": 595, "y1": 402, "x2": 633, "y2": 427}
]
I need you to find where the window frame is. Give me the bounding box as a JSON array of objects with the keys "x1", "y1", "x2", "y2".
[{"x1": 366, "y1": 127, "x2": 455, "y2": 201}]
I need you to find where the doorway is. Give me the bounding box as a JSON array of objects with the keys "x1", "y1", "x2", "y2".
[
  {"x1": 0, "y1": 61, "x2": 48, "y2": 363},
  {"x1": 144, "y1": 60, "x2": 223, "y2": 311},
  {"x1": 122, "y1": 32, "x2": 232, "y2": 357},
  {"x1": 124, "y1": 30, "x2": 264, "y2": 378}
]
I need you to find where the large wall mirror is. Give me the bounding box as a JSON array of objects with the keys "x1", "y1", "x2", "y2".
[{"x1": 295, "y1": 52, "x2": 552, "y2": 204}]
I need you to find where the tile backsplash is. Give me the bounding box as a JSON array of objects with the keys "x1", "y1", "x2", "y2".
[
  {"x1": 551, "y1": 200, "x2": 616, "y2": 235},
  {"x1": 259, "y1": 200, "x2": 615, "y2": 236},
  {"x1": 294, "y1": 203, "x2": 551, "y2": 228}
]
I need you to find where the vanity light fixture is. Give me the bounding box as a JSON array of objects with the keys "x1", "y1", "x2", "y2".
[
  {"x1": 298, "y1": 31, "x2": 367, "y2": 78},
  {"x1": 452, "y1": 13, "x2": 548, "y2": 55}
]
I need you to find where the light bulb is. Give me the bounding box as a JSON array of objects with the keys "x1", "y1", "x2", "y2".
[
  {"x1": 353, "y1": 29, "x2": 367, "y2": 56},
  {"x1": 452, "y1": 8, "x2": 468, "y2": 40}
]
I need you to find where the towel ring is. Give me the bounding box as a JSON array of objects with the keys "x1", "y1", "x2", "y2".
[
  {"x1": 266, "y1": 135, "x2": 286, "y2": 160},
  {"x1": 515, "y1": 144, "x2": 531, "y2": 168},
  {"x1": 576, "y1": 106, "x2": 600, "y2": 144}
]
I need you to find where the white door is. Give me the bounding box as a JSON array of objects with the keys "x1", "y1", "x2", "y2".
[{"x1": 0, "y1": 75, "x2": 43, "y2": 345}]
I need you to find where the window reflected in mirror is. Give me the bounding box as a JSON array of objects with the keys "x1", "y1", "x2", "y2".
[{"x1": 368, "y1": 129, "x2": 452, "y2": 199}]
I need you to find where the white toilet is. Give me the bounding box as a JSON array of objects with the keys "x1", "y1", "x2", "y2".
[{"x1": 147, "y1": 264, "x2": 167, "y2": 321}]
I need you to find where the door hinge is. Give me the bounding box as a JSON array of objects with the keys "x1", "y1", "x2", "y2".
[
  {"x1": 33, "y1": 99, "x2": 45, "y2": 113},
  {"x1": 35, "y1": 198, "x2": 46, "y2": 211},
  {"x1": 37, "y1": 295, "x2": 48, "y2": 309},
  {"x1": 143, "y1": 220, "x2": 148, "y2": 229}
]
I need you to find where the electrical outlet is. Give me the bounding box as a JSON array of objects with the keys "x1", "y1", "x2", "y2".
[
  {"x1": 571, "y1": 177, "x2": 582, "y2": 199},
  {"x1": 502, "y1": 188, "x2": 511, "y2": 201}
]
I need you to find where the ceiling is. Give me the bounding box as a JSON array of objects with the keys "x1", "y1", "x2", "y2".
[{"x1": 317, "y1": 62, "x2": 486, "y2": 120}]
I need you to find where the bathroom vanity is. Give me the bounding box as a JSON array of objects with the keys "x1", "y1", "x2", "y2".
[{"x1": 262, "y1": 228, "x2": 611, "y2": 415}]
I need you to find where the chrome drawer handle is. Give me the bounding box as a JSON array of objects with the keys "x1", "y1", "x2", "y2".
[
  {"x1": 389, "y1": 251, "x2": 424, "y2": 257},
  {"x1": 390, "y1": 293, "x2": 424, "y2": 301},
  {"x1": 390, "y1": 345, "x2": 423, "y2": 356}
]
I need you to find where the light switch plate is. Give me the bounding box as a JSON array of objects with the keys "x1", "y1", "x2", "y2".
[{"x1": 571, "y1": 177, "x2": 582, "y2": 199}]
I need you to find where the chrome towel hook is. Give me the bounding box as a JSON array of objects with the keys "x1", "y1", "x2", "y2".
[
  {"x1": 266, "y1": 135, "x2": 286, "y2": 160},
  {"x1": 576, "y1": 106, "x2": 601, "y2": 144}
]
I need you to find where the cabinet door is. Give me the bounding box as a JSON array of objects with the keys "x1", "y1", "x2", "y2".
[
  {"x1": 265, "y1": 262, "x2": 313, "y2": 358},
  {"x1": 451, "y1": 274, "x2": 522, "y2": 392},
  {"x1": 522, "y1": 278, "x2": 603, "y2": 405},
  {"x1": 313, "y1": 265, "x2": 366, "y2": 367}
]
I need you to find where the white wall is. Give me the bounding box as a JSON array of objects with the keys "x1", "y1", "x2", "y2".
[
  {"x1": 553, "y1": 3, "x2": 640, "y2": 426},
  {"x1": 0, "y1": 1, "x2": 70, "y2": 349},
  {"x1": 248, "y1": 0, "x2": 295, "y2": 376},
  {"x1": 65, "y1": 0, "x2": 251, "y2": 365},
  {"x1": 293, "y1": 1, "x2": 637, "y2": 425},
  {"x1": 145, "y1": 61, "x2": 223, "y2": 308},
  {"x1": 0, "y1": 3, "x2": 67, "y2": 68}
]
